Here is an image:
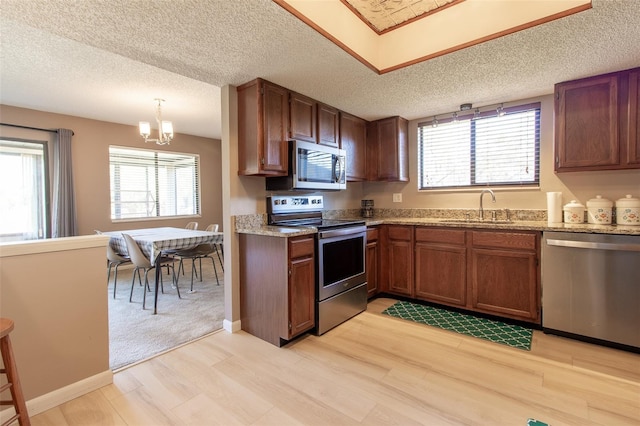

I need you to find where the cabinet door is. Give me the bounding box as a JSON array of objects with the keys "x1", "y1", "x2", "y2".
[
  {"x1": 289, "y1": 255, "x2": 315, "y2": 338},
  {"x1": 366, "y1": 117, "x2": 409, "y2": 182},
  {"x1": 339, "y1": 112, "x2": 367, "y2": 181},
  {"x1": 290, "y1": 92, "x2": 316, "y2": 143},
  {"x1": 318, "y1": 103, "x2": 339, "y2": 147},
  {"x1": 469, "y1": 231, "x2": 539, "y2": 322},
  {"x1": 555, "y1": 74, "x2": 619, "y2": 171},
  {"x1": 414, "y1": 228, "x2": 466, "y2": 307},
  {"x1": 385, "y1": 226, "x2": 413, "y2": 297},
  {"x1": 262, "y1": 81, "x2": 290, "y2": 173},
  {"x1": 627, "y1": 69, "x2": 640, "y2": 166},
  {"x1": 366, "y1": 227, "x2": 379, "y2": 298},
  {"x1": 288, "y1": 236, "x2": 315, "y2": 338}
]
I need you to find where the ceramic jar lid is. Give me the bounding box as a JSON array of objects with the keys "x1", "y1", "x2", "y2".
[
  {"x1": 563, "y1": 200, "x2": 585, "y2": 210},
  {"x1": 615, "y1": 194, "x2": 640, "y2": 208},
  {"x1": 586, "y1": 195, "x2": 613, "y2": 208}
]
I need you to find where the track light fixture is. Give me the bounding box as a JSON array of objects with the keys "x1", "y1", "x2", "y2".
[{"x1": 423, "y1": 101, "x2": 509, "y2": 127}]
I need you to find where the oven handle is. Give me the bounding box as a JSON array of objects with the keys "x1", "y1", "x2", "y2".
[{"x1": 318, "y1": 225, "x2": 367, "y2": 239}]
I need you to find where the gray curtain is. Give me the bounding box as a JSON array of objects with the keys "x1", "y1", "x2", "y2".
[{"x1": 51, "y1": 128, "x2": 77, "y2": 237}]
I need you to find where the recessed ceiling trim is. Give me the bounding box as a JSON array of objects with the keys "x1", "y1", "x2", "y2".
[{"x1": 274, "y1": 0, "x2": 592, "y2": 75}]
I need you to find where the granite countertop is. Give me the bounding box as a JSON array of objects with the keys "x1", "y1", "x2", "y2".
[{"x1": 235, "y1": 216, "x2": 640, "y2": 237}]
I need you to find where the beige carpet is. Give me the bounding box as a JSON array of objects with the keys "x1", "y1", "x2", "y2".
[{"x1": 107, "y1": 256, "x2": 224, "y2": 370}]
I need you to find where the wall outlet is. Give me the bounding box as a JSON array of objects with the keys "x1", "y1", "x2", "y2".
[{"x1": 392, "y1": 193, "x2": 402, "y2": 203}]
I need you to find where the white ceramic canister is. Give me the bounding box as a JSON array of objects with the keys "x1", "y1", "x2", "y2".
[
  {"x1": 586, "y1": 195, "x2": 613, "y2": 224},
  {"x1": 563, "y1": 200, "x2": 585, "y2": 223},
  {"x1": 615, "y1": 194, "x2": 640, "y2": 225}
]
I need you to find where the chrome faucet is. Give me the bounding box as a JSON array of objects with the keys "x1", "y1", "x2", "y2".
[{"x1": 479, "y1": 189, "x2": 496, "y2": 221}]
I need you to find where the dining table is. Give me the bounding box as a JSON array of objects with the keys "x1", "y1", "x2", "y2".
[{"x1": 103, "y1": 227, "x2": 223, "y2": 314}]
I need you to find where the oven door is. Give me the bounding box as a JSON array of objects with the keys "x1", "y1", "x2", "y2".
[{"x1": 317, "y1": 225, "x2": 366, "y2": 301}]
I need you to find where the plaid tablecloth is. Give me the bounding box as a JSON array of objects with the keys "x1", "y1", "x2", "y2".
[{"x1": 104, "y1": 227, "x2": 223, "y2": 263}]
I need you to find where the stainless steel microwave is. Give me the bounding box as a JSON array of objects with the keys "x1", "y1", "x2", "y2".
[{"x1": 266, "y1": 140, "x2": 346, "y2": 191}]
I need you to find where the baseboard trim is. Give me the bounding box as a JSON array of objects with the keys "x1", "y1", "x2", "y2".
[
  {"x1": 25, "y1": 370, "x2": 112, "y2": 418},
  {"x1": 223, "y1": 319, "x2": 241, "y2": 333}
]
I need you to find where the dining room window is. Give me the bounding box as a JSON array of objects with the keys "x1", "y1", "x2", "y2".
[
  {"x1": 0, "y1": 139, "x2": 50, "y2": 242},
  {"x1": 109, "y1": 146, "x2": 200, "y2": 220}
]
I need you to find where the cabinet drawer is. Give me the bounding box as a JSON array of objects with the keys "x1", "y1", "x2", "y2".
[
  {"x1": 471, "y1": 231, "x2": 537, "y2": 251},
  {"x1": 415, "y1": 227, "x2": 465, "y2": 245},
  {"x1": 367, "y1": 227, "x2": 379, "y2": 242},
  {"x1": 387, "y1": 225, "x2": 412, "y2": 240},
  {"x1": 289, "y1": 236, "x2": 315, "y2": 258}
]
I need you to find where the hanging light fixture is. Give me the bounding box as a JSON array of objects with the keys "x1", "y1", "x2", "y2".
[{"x1": 139, "y1": 98, "x2": 174, "y2": 145}]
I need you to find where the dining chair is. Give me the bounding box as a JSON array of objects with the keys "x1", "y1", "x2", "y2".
[
  {"x1": 173, "y1": 242, "x2": 220, "y2": 292},
  {"x1": 185, "y1": 221, "x2": 198, "y2": 230},
  {"x1": 107, "y1": 244, "x2": 132, "y2": 298},
  {"x1": 96, "y1": 230, "x2": 132, "y2": 298},
  {"x1": 122, "y1": 233, "x2": 179, "y2": 309},
  {"x1": 205, "y1": 223, "x2": 224, "y2": 271}
]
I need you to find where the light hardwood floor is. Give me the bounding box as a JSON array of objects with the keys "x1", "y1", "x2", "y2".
[{"x1": 31, "y1": 298, "x2": 639, "y2": 425}]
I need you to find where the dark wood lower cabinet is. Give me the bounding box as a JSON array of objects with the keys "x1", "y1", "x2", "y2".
[
  {"x1": 379, "y1": 225, "x2": 541, "y2": 324},
  {"x1": 470, "y1": 231, "x2": 540, "y2": 322},
  {"x1": 415, "y1": 228, "x2": 467, "y2": 307},
  {"x1": 383, "y1": 225, "x2": 414, "y2": 297},
  {"x1": 366, "y1": 227, "x2": 379, "y2": 298},
  {"x1": 239, "y1": 233, "x2": 315, "y2": 346}
]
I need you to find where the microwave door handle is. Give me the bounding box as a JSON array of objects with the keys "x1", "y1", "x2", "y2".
[{"x1": 334, "y1": 156, "x2": 344, "y2": 181}]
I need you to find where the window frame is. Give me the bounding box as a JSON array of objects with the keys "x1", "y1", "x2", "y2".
[
  {"x1": 108, "y1": 145, "x2": 201, "y2": 222},
  {"x1": 417, "y1": 102, "x2": 541, "y2": 191}
]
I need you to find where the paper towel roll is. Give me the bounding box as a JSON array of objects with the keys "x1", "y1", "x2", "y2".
[{"x1": 547, "y1": 192, "x2": 562, "y2": 223}]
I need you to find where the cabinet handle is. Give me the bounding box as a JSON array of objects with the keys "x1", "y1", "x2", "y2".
[{"x1": 261, "y1": 157, "x2": 265, "y2": 165}]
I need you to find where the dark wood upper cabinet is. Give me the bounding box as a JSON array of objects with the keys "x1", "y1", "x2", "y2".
[
  {"x1": 289, "y1": 92, "x2": 316, "y2": 143},
  {"x1": 366, "y1": 116, "x2": 409, "y2": 181},
  {"x1": 339, "y1": 111, "x2": 367, "y2": 181},
  {"x1": 237, "y1": 78, "x2": 289, "y2": 176},
  {"x1": 554, "y1": 67, "x2": 640, "y2": 172},
  {"x1": 627, "y1": 69, "x2": 640, "y2": 166},
  {"x1": 317, "y1": 103, "x2": 340, "y2": 147}
]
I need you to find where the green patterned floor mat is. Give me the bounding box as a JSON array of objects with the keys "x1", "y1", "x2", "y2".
[{"x1": 382, "y1": 301, "x2": 533, "y2": 351}]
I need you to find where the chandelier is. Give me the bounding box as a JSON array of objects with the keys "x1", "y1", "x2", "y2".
[{"x1": 139, "y1": 98, "x2": 174, "y2": 145}]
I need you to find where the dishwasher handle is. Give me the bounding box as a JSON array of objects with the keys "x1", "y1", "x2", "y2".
[{"x1": 546, "y1": 238, "x2": 640, "y2": 252}]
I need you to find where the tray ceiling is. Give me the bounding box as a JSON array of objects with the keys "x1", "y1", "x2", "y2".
[{"x1": 276, "y1": 0, "x2": 593, "y2": 73}]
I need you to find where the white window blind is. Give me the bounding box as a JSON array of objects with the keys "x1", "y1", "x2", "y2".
[
  {"x1": 418, "y1": 103, "x2": 540, "y2": 190},
  {"x1": 109, "y1": 146, "x2": 200, "y2": 220}
]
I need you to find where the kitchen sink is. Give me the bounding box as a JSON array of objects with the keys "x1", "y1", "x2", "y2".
[{"x1": 439, "y1": 219, "x2": 514, "y2": 225}]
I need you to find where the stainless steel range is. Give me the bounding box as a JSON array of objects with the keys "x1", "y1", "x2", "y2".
[{"x1": 268, "y1": 195, "x2": 368, "y2": 335}]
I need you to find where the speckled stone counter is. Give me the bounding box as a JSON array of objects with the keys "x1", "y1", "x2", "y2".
[{"x1": 234, "y1": 209, "x2": 640, "y2": 237}]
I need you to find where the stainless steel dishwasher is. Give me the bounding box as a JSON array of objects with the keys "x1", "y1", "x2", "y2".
[{"x1": 542, "y1": 231, "x2": 640, "y2": 351}]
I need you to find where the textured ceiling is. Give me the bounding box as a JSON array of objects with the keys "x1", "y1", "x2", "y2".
[
  {"x1": 1, "y1": 0, "x2": 639, "y2": 140},
  {"x1": 344, "y1": 0, "x2": 458, "y2": 32}
]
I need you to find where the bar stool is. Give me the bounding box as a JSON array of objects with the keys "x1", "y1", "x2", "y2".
[{"x1": 0, "y1": 318, "x2": 30, "y2": 426}]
